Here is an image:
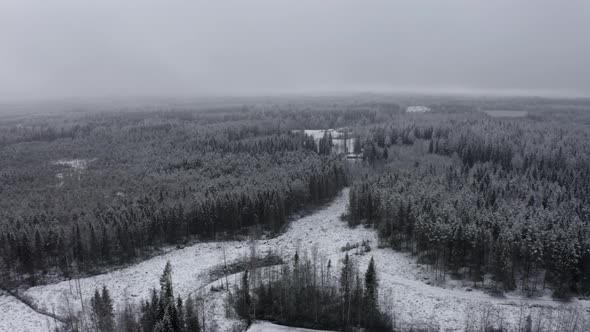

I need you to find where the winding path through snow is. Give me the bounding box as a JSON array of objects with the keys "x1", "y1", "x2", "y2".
[
  {"x1": 2, "y1": 189, "x2": 589, "y2": 331},
  {"x1": 0, "y1": 293, "x2": 58, "y2": 332},
  {"x1": 248, "y1": 322, "x2": 334, "y2": 332}
]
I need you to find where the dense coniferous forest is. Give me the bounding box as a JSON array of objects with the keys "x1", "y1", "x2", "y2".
[
  {"x1": 0, "y1": 103, "x2": 399, "y2": 286},
  {"x1": 348, "y1": 108, "x2": 590, "y2": 297},
  {"x1": 2, "y1": 97, "x2": 590, "y2": 331}
]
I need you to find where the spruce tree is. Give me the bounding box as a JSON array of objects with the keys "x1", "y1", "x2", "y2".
[
  {"x1": 176, "y1": 297, "x2": 185, "y2": 332},
  {"x1": 101, "y1": 286, "x2": 115, "y2": 332},
  {"x1": 364, "y1": 257, "x2": 378, "y2": 327},
  {"x1": 119, "y1": 304, "x2": 138, "y2": 332},
  {"x1": 92, "y1": 289, "x2": 102, "y2": 329},
  {"x1": 91, "y1": 286, "x2": 115, "y2": 332},
  {"x1": 340, "y1": 253, "x2": 352, "y2": 328},
  {"x1": 241, "y1": 269, "x2": 251, "y2": 324},
  {"x1": 160, "y1": 261, "x2": 174, "y2": 305},
  {"x1": 185, "y1": 295, "x2": 200, "y2": 332}
]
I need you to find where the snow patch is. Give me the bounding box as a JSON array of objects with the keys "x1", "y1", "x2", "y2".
[
  {"x1": 406, "y1": 106, "x2": 431, "y2": 113},
  {"x1": 0, "y1": 295, "x2": 58, "y2": 332},
  {"x1": 52, "y1": 158, "x2": 95, "y2": 170},
  {"x1": 248, "y1": 322, "x2": 334, "y2": 332},
  {"x1": 295, "y1": 129, "x2": 355, "y2": 155}
]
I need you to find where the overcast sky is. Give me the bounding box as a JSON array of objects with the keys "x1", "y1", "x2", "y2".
[{"x1": 1, "y1": 0, "x2": 589, "y2": 101}]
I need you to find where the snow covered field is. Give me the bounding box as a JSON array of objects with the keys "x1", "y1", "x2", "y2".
[
  {"x1": 2, "y1": 188, "x2": 589, "y2": 331},
  {"x1": 296, "y1": 129, "x2": 355, "y2": 154},
  {"x1": 248, "y1": 322, "x2": 334, "y2": 332},
  {"x1": 52, "y1": 158, "x2": 94, "y2": 170},
  {"x1": 0, "y1": 294, "x2": 57, "y2": 332}
]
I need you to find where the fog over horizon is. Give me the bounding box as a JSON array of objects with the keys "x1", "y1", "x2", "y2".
[{"x1": 1, "y1": 0, "x2": 589, "y2": 102}]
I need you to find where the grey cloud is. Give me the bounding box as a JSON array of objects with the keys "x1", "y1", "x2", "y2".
[{"x1": 1, "y1": 0, "x2": 589, "y2": 101}]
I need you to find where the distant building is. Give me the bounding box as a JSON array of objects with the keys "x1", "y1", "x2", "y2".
[{"x1": 406, "y1": 106, "x2": 431, "y2": 113}]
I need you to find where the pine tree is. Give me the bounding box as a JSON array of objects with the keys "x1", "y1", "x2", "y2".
[
  {"x1": 33, "y1": 229, "x2": 45, "y2": 275},
  {"x1": 101, "y1": 225, "x2": 111, "y2": 263},
  {"x1": 101, "y1": 286, "x2": 115, "y2": 332},
  {"x1": 241, "y1": 269, "x2": 251, "y2": 324},
  {"x1": 140, "y1": 289, "x2": 159, "y2": 331},
  {"x1": 160, "y1": 261, "x2": 174, "y2": 305},
  {"x1": 340, "y1": 253, "x2": 352, "y2": 328},
  {"x1": 118, "y1": 304, "x2": 138, "y2": 332},
  {"x1": 91, "y1": 286, "x2": 115, "y2": 332},
  {"x1": 154, "y1": 310, "x2": 174, "y2": 332},
  {"x1": 364, "y1": 257, "x2": 378, "y2": 327},
  {"x1": 185, "y1": 295, "x2": 200, "y2": 332},
  {"x1": 19, "y1": 233, "x2": 34, "y2": 276},
  {"x1": 89, "y1": 225, "x2": 99, "y2": 264},
  {"x1": 74, "y1": 223, "x2": 85, "y2": 267},
  {"x1": 176, "y1": 297, "x2": 185, "y2": 332},
  {"x1": 92, "y1": 289, "x2": 102, "y2": 329}
]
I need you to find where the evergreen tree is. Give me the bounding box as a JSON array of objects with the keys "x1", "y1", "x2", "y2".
[
  {"x1": 118, "y1": 304, "x2": 138, "y2": 332},
  {"x1": 340, "y1": 253, "x2": 353, "y2": 328},
  {"x1": 185, "y1": 295, "x2": 201, "y2": 332},
  {"x1": 364, "y1": 257, "x2": 378, "y2": 327},
  {"x1": 91, "y1": 286, "x2": 115, "y2": 332},
  {"x1": 160, "y1": 261, "x2": 174, "y2": 305},
  {"x1": 176, "y1": 297, "x2": 185, "y2": 332},
  {"x1": 240, "y1": 269, "x2": 252, "y2": 323},
  {"x1": 101, "y1": 286, "x2": 115, "y2": 332}
]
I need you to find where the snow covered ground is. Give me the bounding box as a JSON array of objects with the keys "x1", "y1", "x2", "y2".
[
  {"x1": 52, "y1": 158, "x2": 94, "y2": 170},
  {"x1": 296, "y1": 129, "x2": 355, "y2": 154},
  {"x1": 0, "y1": 294, "x2": 57, "y2": 332},
  {"x1": 2, "y1": 188, "x2": 589, "y2": 331},
  {"x1": 248, "y1": 322, "x2": 334, "y2": 332}
]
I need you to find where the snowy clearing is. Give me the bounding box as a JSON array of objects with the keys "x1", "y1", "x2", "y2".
[
  {"x1": 248, "y1": 322, "x2": 335, "y2": 332},
  {"x1": 406, "y1": 106, "x2": 432, "y2": 113},
  {"x1": 0, "y1": 294, "x2": 56, "y2": 332},
  {"x1": 2, "y1": 188, "x2": 589, "y2": 331},
  {"x1": 52, "y1": 158, "x2": 94, "y2": 170},
  {"x1": 295, "y1": 129, "x2": 355, "y2": 154}
]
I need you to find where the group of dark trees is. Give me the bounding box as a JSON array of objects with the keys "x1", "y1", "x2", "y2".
[
  {"x1": 233, "y1": 253, "x2": 392, "y2": 331},
  {"x1": 58, "y1": 252, "x2": 391, "y2": 332},
  {"x1": 348, "y1": 110, "x2": 590, "y2": 297},
  {"x1": 138, "y1": 262, "x2": 201, "y2": 332},
  {"x1": 59, "y1": 262, "x2": 202, "y2": 332},
  {"x1": 90, "y1": 287, "x2": 116, "y2": 332}
]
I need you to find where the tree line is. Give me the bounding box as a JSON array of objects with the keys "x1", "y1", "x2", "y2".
[{"x1": 232, "y1": 253, "x2": 392, "y2": 331}]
